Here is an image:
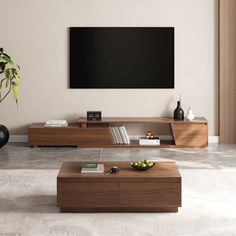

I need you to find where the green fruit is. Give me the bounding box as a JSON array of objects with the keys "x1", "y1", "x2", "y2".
[
  {"x1": 141, "y1": 163, "x2": 147, "y2": 168},
  {"x1": 144, "y1": 159, "x2": 150, "y2": 164},
  {"x1": 130, "y1": 162, "x2": 133, "y2": 166},
  {"x1": 134, "y1": 162, "x2": 138, "y2": 166},
  {"x1": 147, "y1": 162, "x2": 153, "y2": 167}
]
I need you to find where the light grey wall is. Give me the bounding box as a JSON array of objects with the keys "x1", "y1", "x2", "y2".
[{"x1": 0, "y1": 0, "x2": 218, "y2": 135}]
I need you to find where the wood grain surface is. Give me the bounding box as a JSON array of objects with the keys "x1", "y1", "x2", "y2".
[
  {"x1": 57, "y1": 162, "x2": 181, "y2": 212},
  {"x1": 219, "y1": 0, "x2": 236, "y2": 143},
  {"x1": 29, "y1": 117, "x2": 208, "y2": 148}
]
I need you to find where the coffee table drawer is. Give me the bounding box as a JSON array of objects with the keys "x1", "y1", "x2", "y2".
[
  {"x1": 58, "y1": 182, "x2": 119, "y2": 207},
  {"x1": 120, "y1": 182, "x2": 181, "y2": 207}
]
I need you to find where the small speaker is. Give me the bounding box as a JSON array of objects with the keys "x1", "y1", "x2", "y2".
[{"x1": 87, "y1": 111, "x2": 102, "y2": 121}]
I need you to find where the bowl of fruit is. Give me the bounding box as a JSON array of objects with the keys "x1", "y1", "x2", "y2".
[{"x1": 130, "y1": 160, "x2": 155, "y2": 170}]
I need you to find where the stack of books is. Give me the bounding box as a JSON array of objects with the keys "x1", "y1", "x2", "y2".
[
  {"x1": 109, "y1": 125, "x2": 130, "y2": 145},
  {"x1": 81, "y1": 163, "x2": 104, "y2": 173},
  {"x1": 44, "y1": 120, "x2": 68, "y2": 127}
]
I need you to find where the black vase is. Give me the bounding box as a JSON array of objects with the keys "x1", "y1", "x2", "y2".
[
  {"x1": 174, "y1": 101, "x2": 184, "y2": 120},
  {"x1": 0, "y1": 125, "x2": 9, "y2": 149}
]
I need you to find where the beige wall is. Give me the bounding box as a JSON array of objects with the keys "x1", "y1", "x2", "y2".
[{"x1": 0, "y1": 0, "x2": 218, "y2": 135}]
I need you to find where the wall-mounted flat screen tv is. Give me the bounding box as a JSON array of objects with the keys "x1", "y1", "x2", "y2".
[{"x1": 70, "y1": 27, "x2": 174, "y2": 88}]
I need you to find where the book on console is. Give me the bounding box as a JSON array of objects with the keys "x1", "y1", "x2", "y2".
[
  {"x1": 44, "y1": 120, "x2": 68, "y2": 127},
  {"x1": 120, "y1": 126, "x2": 130, "y2": 144},
  {"x1": 118, "y1": 126, "x2": 127, "y2": 144},
  {"x1": 115, "y1": 126, "x2": 123, "y2": 144},
  {"x1": 44, "y1": 123, "x2": 68, "y2": 127},
  {"x1": 46, "y1": 120, "x2": 67, "y2": 125},
  {"x1": 109, "y1": 125, "x2": 130, "y2": 145},
  {"x1": 109, "y1": 127, "x2": 119, "y2": 144}
]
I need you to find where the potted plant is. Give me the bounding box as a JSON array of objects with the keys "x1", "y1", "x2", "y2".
[{"x1": 0, "y1": 48, "x2": 21, "y2": 149}]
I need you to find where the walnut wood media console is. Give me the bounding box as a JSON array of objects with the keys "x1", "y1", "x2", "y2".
[{"x1": 29, "y1": 117, "x2": 208, "y2": 148}]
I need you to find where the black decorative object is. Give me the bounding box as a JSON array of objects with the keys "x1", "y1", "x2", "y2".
[
  {"x1": 0, "y1": 125, "x2": 9, "y2": 149},
  {"x1": 87, "y1": 111, "x2": 102, "y2": 121},
  {"x1": 174, "y1": 101, "x2": 184, "y2": 120},
  {"x1": 110, "y1": 166, "x2": 119, "y2": 173}
]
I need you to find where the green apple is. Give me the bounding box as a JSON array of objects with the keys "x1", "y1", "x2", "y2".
[
  {"x1": 141, "y1": 163, "x2": 147, "y2": 168},
  {"x1": 147, "y1": 162, "x2": 153, "y2": 167},
  {"x1": 134, "y1": 162, "x2": 138, "y2": 166},
  {"x1": 144, "y1": 159, "x2": 150, "y2": 164}
]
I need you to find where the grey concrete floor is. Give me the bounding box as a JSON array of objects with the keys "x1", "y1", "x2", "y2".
[{"x1": 0, "y1": 143, "x2": 236, "y2": 169}]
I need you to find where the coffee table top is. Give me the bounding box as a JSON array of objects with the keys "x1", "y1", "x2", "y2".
[{"x1": 57, "y1": 162, "x2": 181, "y2": 182}]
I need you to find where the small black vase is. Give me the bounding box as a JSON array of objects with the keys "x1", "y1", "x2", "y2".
[
  {"x1": 0, "y1": 125, "x2": 9, "y2": 149},
  {"x1": 174, "y1": 101, "x2": 184, "y2": 120}
]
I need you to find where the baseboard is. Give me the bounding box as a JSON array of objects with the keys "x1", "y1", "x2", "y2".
[
  {"x1": 9, "y1": 135, "x2": 28, "y2": 143},
  {"x1": 8, "y1": 135, "x2": 220, "y2": 144},
  {"x1": 208, "y1": 136, "x2": 219, "y2": 144}
]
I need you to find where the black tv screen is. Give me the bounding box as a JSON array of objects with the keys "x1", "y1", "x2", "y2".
[{"x1": 70, "y1": 27, "x2": 174, "y2": 88}]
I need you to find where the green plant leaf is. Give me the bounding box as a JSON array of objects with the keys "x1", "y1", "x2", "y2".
[
  {"x1": 0, "y1": 62, "x2": 7, "y2": 74},
  {"x1": 5, "y1": 68, "x2": 12, "y2": 79},
  {"x1": 12, "y1": 81, "x2": 19, "y2": 100},
  {"x1": 13, "y1": 71, "x2": 20, "y2": 83},
  {"x1": 11, "y1": 68, "x2": 17, "y2": 73},
  {"x1": 0, "y1": 49, "x2": 21, "y2": 107},
  {"x1": 0, "y1": 55, "x2": 14, "y2": 65},
  {"x1": 2, "y1": 53, "x2": 11, "y2": 58},
  {"x1": 5, "y1": 78, "x2": 9, "y2": 88}
]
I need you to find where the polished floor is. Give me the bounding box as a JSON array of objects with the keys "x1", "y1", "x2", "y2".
[
  {"x1": 0, "y1": 143, "x2": 236, "y2": 169},
  {"x1": 0, "y1": 143, "x2": 236, "y2": 236}
]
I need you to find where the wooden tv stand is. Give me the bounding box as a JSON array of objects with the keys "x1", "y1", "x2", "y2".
[{"x1": 29, "y1": 117, "x2": 208, "y2": 148}]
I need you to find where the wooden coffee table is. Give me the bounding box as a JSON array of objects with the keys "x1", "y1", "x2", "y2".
[{"x1": 57, "y1": 162, "x2": 181, "y2": 212}]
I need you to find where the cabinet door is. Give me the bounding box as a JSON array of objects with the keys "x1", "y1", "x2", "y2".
[
  {"x1": 171, "y1": 123, "x2": 208, "y2": 147},
  {"x1": 58, "y1": 182, "x2": 119, "y2": 207},
  {"x1": 120, "y1": 182, "x2": 181, "y2": 207}
]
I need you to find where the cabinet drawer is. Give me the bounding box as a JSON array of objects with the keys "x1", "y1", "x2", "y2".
[
  {"x1": 29, "y1": 127, "x2": 113, "y2": 146},
  {"x1": 57, "y1": 182, "x2": 119, "y2": 207},
  {"x1": 120, "y1": 182, "x2": 181, "y2": 207}
]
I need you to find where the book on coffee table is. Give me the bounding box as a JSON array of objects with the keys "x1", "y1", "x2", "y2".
[
  {"x1": 82, "y1": 163, "x2": 98, "y2": 168},
  {"x1": 81, "y1": 163, "x2": 104, "y2": 173}
]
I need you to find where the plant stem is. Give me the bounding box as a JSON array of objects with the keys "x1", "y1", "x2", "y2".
[
  {"x1": 0, "y1": 78, "x2": 6, "y2": 101},
  {"x1": 0, "y1": 77, "x2": 12, "y2": 104},
  {"x1": 0, "y1": 78, "x2": 6, "y2": 88}
]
